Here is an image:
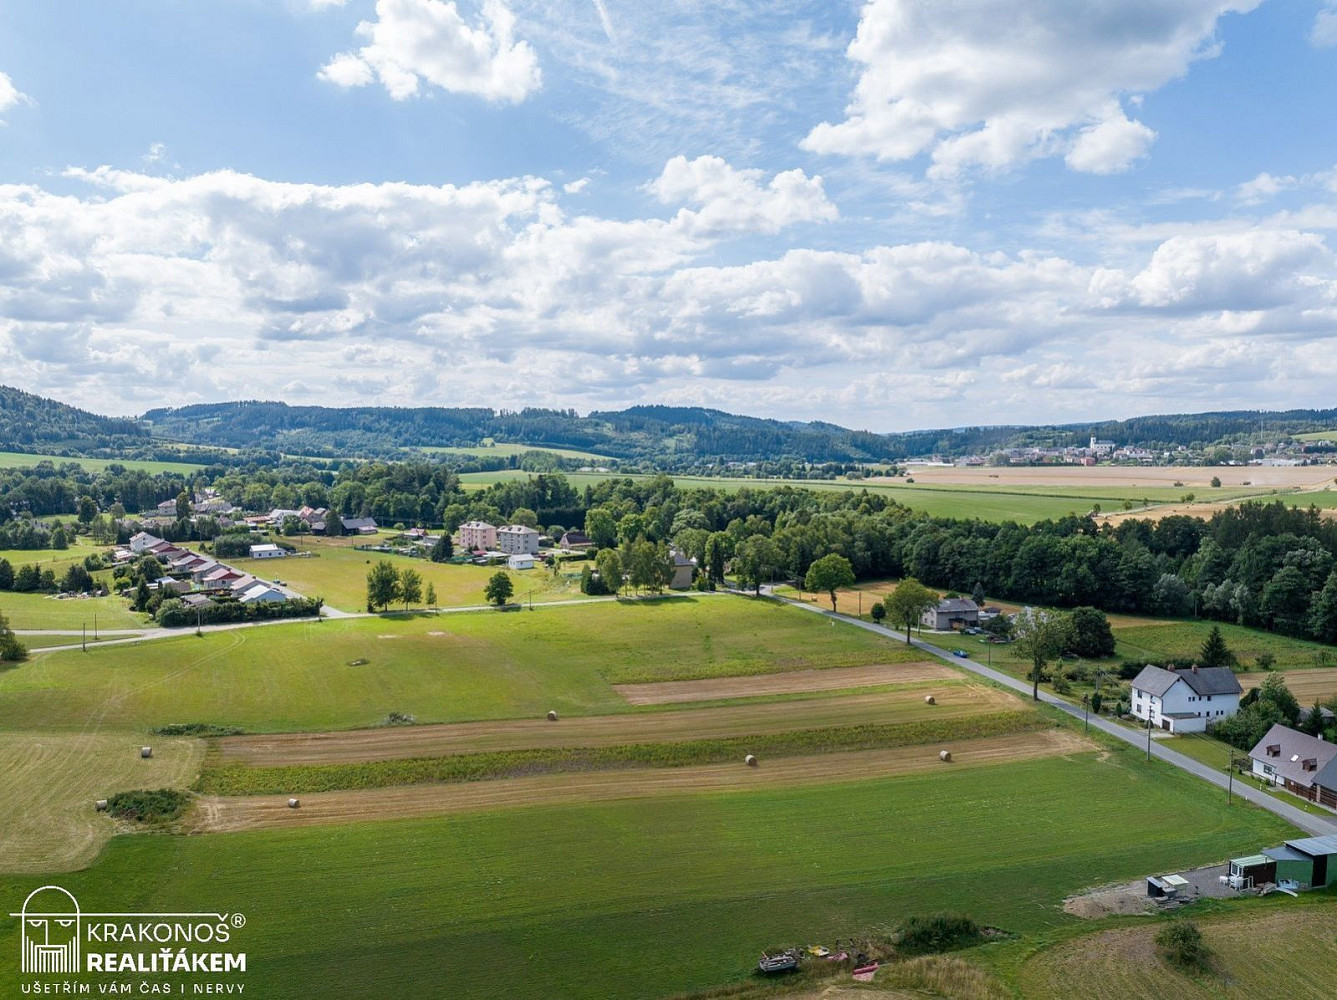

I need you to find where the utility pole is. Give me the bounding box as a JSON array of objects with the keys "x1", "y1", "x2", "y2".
[
  {"x1": 1146, "y1": 713, "x2": 1153, "y2": 761},
  {"x1": 82, "y1": 622, "x2": 86, "y2": 653},
  {"x1": 1082, "y1": 694, "x2": 1090, "y2": 734},
  {"x1": 1228, "y1": 751, "x2": 1235, "y2": 805},
  {"x1": 858, "y1": 592, "x2": 862, "y2": 617},
  {"x1": 93, "y1": 612, "x2": 98, "y2": 640}
]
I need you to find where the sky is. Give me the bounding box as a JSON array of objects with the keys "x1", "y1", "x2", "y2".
[{"x1": 2, "y1": 1, "x2": 1337, "y2": 432}]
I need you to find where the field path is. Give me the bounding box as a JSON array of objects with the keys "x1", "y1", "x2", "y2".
[
  {"x1": 613, "y1": 661, "x2": 958, "y2": 705},
  {"x1": 192, "y1": 729, "x2": 1093, "y2": 831},
  {"x1": 216, "y1": 684, "x2": 1010, "y2": 765}
]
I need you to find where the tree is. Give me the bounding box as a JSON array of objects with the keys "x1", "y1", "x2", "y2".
[
  {"x1": 510, "y1": 507, "x2": 539, "y2": 528},
  {"x1": 1198, "y1": 625, "x2": 1234, "y2": 669},
  {"x1": 584, "y1": 508, "x2": 618, "y2": 549},
  {"x1": 60, "y1": 564, "x2": 95, "y2": 594},
  {"x1": 430, "y1": 533, "x2": 453, "y2": 563},
  {"x1": 705, "y1": 532, "x2": 730, "y2": 585},
  {"x1": 1013, "y1": 608, "x2": 1074, "y2": 701},
  {"x1": 50, "y1": 526, "x2": 68, "y2": 550},
  {"x1": 1310, "y1": 569, "x2": 1337, "y2": 643},
  {"x1": 424, "y1": 582, "x2": 437, "y2": 608},
  {"x1": 595, "y1": 547, "x2": 623, "y2": 596},
  {"x1": 883, "y1": 579, "x2": 937, "y2": 645},
  {"x1": 0, "y1": 559, "x2": 12, "y2": 590},
  {"x1": 733, "y1": 534, "x2": 781, "y2": 595},
  {"x1": 0, "y1": 610, "x2": 26, "y2": 662},
  {"x1": 175, "y1": 490, "x2": 192, "y2": 520},
  {"x1": 485, "y1": 571, "x2": 514, "y2": 606},
  {"x1": 981, "y1": 613, "x2": 1013, "y2": 639},
  {"x1": 399, "y1": 567, "x2": 423, "y2": 610},
  {"x1": 366, "y1": 560, "x2": 401, "y2": 612},
  {"x1": 1260, "y1": 565, "x2": 1311, "y2": 636},
  {"x1": 970, "y1": 581, "x2": 986, "y2": 607},
  {"x1": 77, "y1": 495, "x2": 98, "y2": 524},
  {"x1": 324, "y1": 514, "x2": 344, "y2": 538},
  {"x1": 1090, "y1": 690, "x2": 1103, "y2": 715},
  {"x1": 804, "y1": 553, "x2": 855, "y2": 612},
  {"x1": 1156, "y1": 920, "x2": 1212, "y2": 973},
  {"x1": 13, "y1": 564, "x2": 40, "y2": 592},
  {"x1": 1210, "y1": 476, "x2": 1222, "y2": 488},
  {"x1": 1259, "y1": 672, "x2": 1301, "y2": 725},
  {"x1": 870, "y1": 603, "x2": 886, "y2": 624},
  {"x1": 1067, "y1": 606, "x2": 1115, "y2": 658}
]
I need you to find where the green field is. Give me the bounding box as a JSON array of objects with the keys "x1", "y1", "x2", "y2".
[
  {"x1": 0, "y1": 598, "x2": 910, "y2": 733},
  {"x1": 0, "y1": 590, "x2": 146, "y2": 630},
  {"x1": 1114, "y1": 619, "x2": 1337, "y2": 672},
  {"x1": 0, "y1": 747, "x2": 1297, "y2": 999},
  {"x1": 410, "y1": 442, "x2": 613, "y2": 461},
  {"x1": 0, "y1": 449, "x2": 204, "y2": 474},
  {"x1": 241, "y1": 539, "x2": 591, "y2": 612}
]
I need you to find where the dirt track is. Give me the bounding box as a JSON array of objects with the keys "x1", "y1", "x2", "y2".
[
  {"x1": 613, "y1": 662, "x2": 959, "y2": 705},
  {"x1": 217, "y1": 684, "x2": 1010, "y2": 766},
  {"x1": 193, "y1": 729, "x2": 1093, "y2": 832}
]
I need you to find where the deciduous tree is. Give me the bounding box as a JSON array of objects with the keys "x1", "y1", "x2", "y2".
[
  {"x1": 804, "y1": 553, "x2": 855, "y2": 612},
  {"x1": 485, "y1": 571, "x2": 514, "y2": 607},
  {"x1": 366, "y1": 560, "x2": 401, "y2": 612},
  {"x1": 883, "y1": 579, "x2": 937, "y2": 645}
]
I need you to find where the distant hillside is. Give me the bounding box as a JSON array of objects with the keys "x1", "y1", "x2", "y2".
[
  {"x1": 0, "y1": 385, "x2": 147, "y2": 452},
  {"x1": 138, "y1": 401, "x2": 904, "y2": 465}
]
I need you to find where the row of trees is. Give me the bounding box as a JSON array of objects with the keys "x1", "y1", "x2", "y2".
[{"x1": 366, "y1": 561, "x2": 438, "y2": 612}]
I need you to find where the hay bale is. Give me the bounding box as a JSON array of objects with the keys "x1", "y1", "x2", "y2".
[
  {"x1": 547, "y1": 710, "x2": 559, "y2": 722},
  {"x1": 745, "y1": 754, "x2": 757, "y2": 767},
  {"x1": 924, "y1": 694, "x2": 936, "y2": 705},
  {"x1": 140, "y1": 746, "x2": 152, "y2": 759},
  {"x1": 287, "y1": 798, "x2": 300, "y2": 809},
  {"x1": 94, "y1": 799, "x2": 108, "y2": 812},
  {"x1": 939, "y1": 749, "x2": 952, "y2": 762}
]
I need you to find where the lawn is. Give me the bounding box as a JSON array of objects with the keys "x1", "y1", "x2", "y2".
[
  {"x1": 0, "y1": 590, "x2": 146, "y2": 630},
  {"x1": 0, "y1": 748, "x2": 1297, "y2": 999},
  {"x1": 0, "y1": 449, "x2": 204, "y2": 474},
  {"x1": 0, "y1": 597, "x2": 910, "y2": 733},
  {"x1": 244, "y1": 537, "x2": 591, "y2": 612},
  {"x1": 1113, "y1": 619, "x2": 1337, "y2": 672}
]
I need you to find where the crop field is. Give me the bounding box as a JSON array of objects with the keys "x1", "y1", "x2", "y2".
[
  {"x1": 243, "y1": 538, "x2": 590, "y2": 611},
  {"x1": 613, "y1": 661, "x2": 958, "y2": 704},
  {"x1": 0, "y1": 597, "x2": 908, "y2": 732},
  {"x1": 195, "y1": 729, "x2": 1091, "y2": 831},
  {"x1": 0, "y1": 449, "x2": 205, "y2": 474},
  {"x1": 0, "y1": 729, "x2": 203, "y2": 873},
  {"x1": 1013, "y1": 900, "x2": 1337, "y2": 999},
  {"x1": 0, "y1": 747, "x2": 1297, "y2": 999},
  {"x1": 0, "y1": 589, "x2": 145, "y2": 630},
  {"x1": 1113, "y1": 619, "x2": 1337, "y2": 672}
]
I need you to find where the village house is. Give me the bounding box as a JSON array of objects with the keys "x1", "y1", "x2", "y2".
[
  {"x1": 1248, "y1": 723, "x2": 1337, "y2": 810},
  {"x1": 249, "y1": 543, "x2": 287, "y2": 560},
  {"x1": 670, "y1": 548, "x2": 696, "y2": 590},
  {"x1": 507, "y1": 552, "x2": 535, "y2": 571},
  {"x1": 459, "y1": 521, "x2": 498, "y2": 550},
  {"x1": 341, "y1": 516, "x2": 379, "y2": 534},
  {"x1": 1130, "y1": 664, "x2": 1242, "y2": 733},
  {"x1": 237, "y1": 581, "x2": 287, "y2": 604},
  {"x1": 559, "y1": 530, "x2": 593, "y2": 550},
  {"x1": 920, "y1": 598, "x2": 980, "y2": 631},
  {"x1": 497, "y1": 524, "x2": 541, "y2": 556}
]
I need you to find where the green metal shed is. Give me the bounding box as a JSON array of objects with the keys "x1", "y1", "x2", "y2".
[
  {"x1": 1262, "y1": 845, "x2": 1314, "y2": 888},
  {"x1": 1284, "y1": 835, "x2": 1337, "y2": 888}
]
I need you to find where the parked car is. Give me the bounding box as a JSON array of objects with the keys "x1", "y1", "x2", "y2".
[{"x1": 951, "y1": 649, "x2": 970, "y2": 658}]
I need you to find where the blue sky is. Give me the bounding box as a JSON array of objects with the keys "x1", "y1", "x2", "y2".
[{"x1": 2, "y1": 1, "x2": 1337, "y2": 431}]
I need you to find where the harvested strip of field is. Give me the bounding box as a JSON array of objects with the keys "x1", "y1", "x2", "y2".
[
  {"x1": 200, "y1": 710, "x2": 1044, "y2": 795},
  {"x1": 1238, "y1": 667, "x2": 1337, "y2": 702},
  {"x1": 217, "y1": 684, "x2": 1007, "y2": 765},
  {"x1": 613, "y1": 662, "x2": 959, "y2": 705},
  {"x1": 192, "y1": 728, "x2": 1094, "y2": 832}
]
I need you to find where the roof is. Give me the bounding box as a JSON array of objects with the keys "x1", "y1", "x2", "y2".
[
  {"x1": 341, "y1": 516, "x2": 378, "y2": 530},
  {"x1": 460, "y1": 520, "x2": 496, "y2": 530},
  {"x1": 1248, "y1": 723, "x2": 1337, "y2": 789},
  {"x1": 1285, "y1": 834, "x2": 1337, "y2": 857},
  {"x1": 1231, "y1": 854, "x2": 1270, "y2": 868},
  {"x1": 1131, "y1": 664, "x2": 1242, "y2": 698},
  {"x1": 498, "y1": 524, "x2": 538, "y2": 534},
  {"x1": 1262, "y1": 845, "x2": 1311, "y2": 863},
  {"x1": 249, "y1": 543, "x2": 283, "y2": 553},
  {"x1": 934, "y1": 598, "x2": 978, "y2": 614}
]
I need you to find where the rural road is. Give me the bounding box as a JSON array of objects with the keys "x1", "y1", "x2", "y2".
[{"x1": 766, "y1": 589, "x2": 1337, "y2": 838}]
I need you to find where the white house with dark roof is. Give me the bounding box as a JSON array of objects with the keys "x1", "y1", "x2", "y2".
[
  {"x1": 920, "y1": 598, "x2": 979, "y2": 631},
  {"x1": 1249, "y1": 723, "x2": 1337, "y2": 810},
  {"x1": 1130, "y1": 664, "x2": 1242, "y2": 733}
]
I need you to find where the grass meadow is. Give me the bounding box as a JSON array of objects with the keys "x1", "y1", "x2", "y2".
[
  {"x1": 0, "y1": 589, "x2": 146, "y2": 630},
  {"x1": 0, "y1": 747, "x2": 1297, "y2": 999},
  {"x1": 0, "y1": 449, "x2": 205, "y2": 474},
  {"x1": 239, "y1": 537, "x2": 590, "y2": 612},
  {"x1": 0, "y1": 597, "x2": 911, "y2": 733}
]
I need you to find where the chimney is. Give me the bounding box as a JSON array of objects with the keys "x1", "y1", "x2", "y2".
[{"x1": 1191, "y1": 664, "x2": 1199, "y2": 673}]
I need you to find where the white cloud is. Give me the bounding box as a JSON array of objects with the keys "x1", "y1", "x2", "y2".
[
  {"x1": 307, "y1": 0, "x2": 348, "y2": 9},
  {"x1": 563, "y1": 178, "x2": 590, "y2": 194},
  {"x1": 648, "y1": 156, "x2": 837, "y2": 235},
  {"x1": 1235, "y1": 171, "x2": 1297, "y2": 204},
  {"x1": 0, "y1": 70, "x2": 29, "y2": 118},
  {"x1": 1313, "y1": 3, "x2": 1337, "y2": 47},
  {"x1": 319, "y1": 0, "x2": 540, "y2": 103},
  {"x1": 803, "y1": 0, "x2": 1259, "y2": 176}
]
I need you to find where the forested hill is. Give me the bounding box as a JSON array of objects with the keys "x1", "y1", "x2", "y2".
[
  {"x1": 138, "y1": 401, "x2": 906, "y2": 464},
  {"x1": 0, "y1": 385, "x2": 147, "y2": 450}
]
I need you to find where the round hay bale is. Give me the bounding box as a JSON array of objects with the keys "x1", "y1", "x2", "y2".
[
  {"x1": 139, "y1": 746, "x2": 152, "y2": 759},
  {"x1": 94, "y1": 799, "x2": 108, "y2": 812},
  {"x1": 939, "y1": 749, "x2": 952, "y2": 763},
  {"x1": 924, "y1": 694, "x2": 936, "y2": 705},
  {"x1": 745, "y1": 754, "x2": 757, "y2": 767},
  {"x1": 547, "y1": 710, "x2": 559, "y2": 722},
  {"x1": 287, "y1": 798, "x2": 300, "y2": 809}
]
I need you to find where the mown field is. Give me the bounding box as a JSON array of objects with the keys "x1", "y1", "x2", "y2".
[
  {"x1": 409, "y1": 442, "x2": 612, "y2": 461},
  {"x1": 238, "y1": 538, "x2": 590, "y2": 612},
  {"x1": 0, "y1": 597, "x2": 912, "y2": 733},
  {"x1": 0, "y1": 589, "x2": 146, "y2": 630},
  {"x1": 0, "y1": 449, "x2": 204, "y2": 474},
  {"x1": 0, "y1": 748, "x2": 1298, "y2": 999}
]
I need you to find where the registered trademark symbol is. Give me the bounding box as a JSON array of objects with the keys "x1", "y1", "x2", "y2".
[{"x1": 231, "y1": 913, "x2": 246, "y2": 928}]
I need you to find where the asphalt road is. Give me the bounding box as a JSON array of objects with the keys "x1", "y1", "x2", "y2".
[{"x1": 768, "y1": 590, "x2": 1337, "y2": 838}]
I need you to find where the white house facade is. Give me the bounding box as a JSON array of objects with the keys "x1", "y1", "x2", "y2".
[
  {"x1": 507, "y1": 553, "x2": 535, "y2": 571},
  {"x1": 459, "y1": 521, "x2": 497, "y2": 551},
  {"x1": 1130, "y1": 664, "x2": 1242, "y2": 734},
  {"x1": 497, "y1": 525, "x2": 541, "y2": 555}
]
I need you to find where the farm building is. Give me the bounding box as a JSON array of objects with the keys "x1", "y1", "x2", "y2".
[
  {"x1": 507, "y1": 553, "x2": 535, "y2": 570},
  {"x1": 237, "y1": 582, "x2": 286, "y2": 604},
  {"x1": 670, "y1": 548, "x2": 695, "y2": 590},
  {"x1": 1248, "y1": 723, "x2": 1337, "y2": 809},
  {"x1": 459, "y1": 521, "x2": 498, "y2": 550},
  {"x1": 559, "y1": 530, "x2": 593, "y2": 550},
  {"x1": 497, "y1": 525, "x2": 541, "y2": 555},
  {"x1": 920, "y1": 598, "x2": 979, "y2": 631},
  {"x1": 249, "y1": 543, "x2": 287, "y2": 560},
  {"x1": 1237, "y1": 836, "x2": 1337, "y2": 891},
  {"x1": 1130, "y1": 664, "x2": 1241, "y2": 734},
  {"x1": 341, "y1": 516, "x2": 379, "y2": 534}
]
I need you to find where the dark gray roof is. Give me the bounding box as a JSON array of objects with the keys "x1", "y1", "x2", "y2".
[
  {"x1": 1249, "y1": 723, "x2": 1337, "y2": 789},
  {"x1": 1285, "y1": 834, "x2": 1337, "y2": 857},
  {"x1": 1131, "y1": 664, "x2": 1241, "y2": 698},
  {"x1": 1262, "y1": 845, "x2": 1311, "y2": 863},
  {"x1": 935, "y1": 598, "x2": 978, "y2": 613},
  {"x1": 341, "y1": 516, "x2": 378, "y2": 530}
]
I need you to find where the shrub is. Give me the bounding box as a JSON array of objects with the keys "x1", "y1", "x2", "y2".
[
  {"x1": 1156, "y1": 920, "x2": 1212, "y2": 973},
  {"x1": 105, "y1": 789, "x2": 190, "y2": 824},
  {"x1": 150, "y1": 723, "x2": 244, "y2": 737},
  {"x1": 1051, "y1": 674, "x2": 1072, "y2": 695},
  {"x1": 895, "y1": 914, "x2": 985, "y2": 956}
]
